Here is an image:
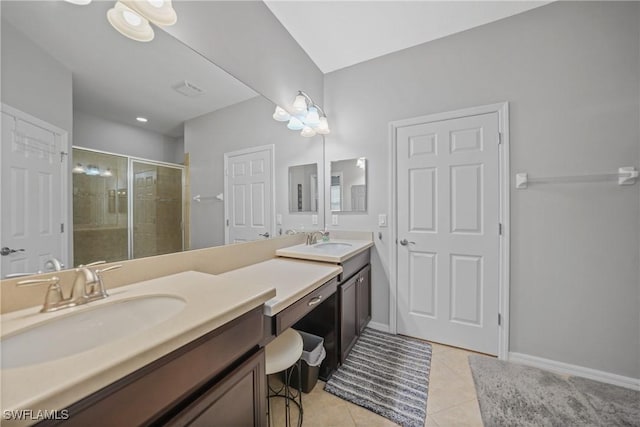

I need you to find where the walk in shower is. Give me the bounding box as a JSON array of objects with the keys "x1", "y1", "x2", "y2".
[{"x1": 72, "y1": 148, "x2": 185, "y2": 266}]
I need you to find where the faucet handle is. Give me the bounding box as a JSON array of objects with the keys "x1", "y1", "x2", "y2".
[
  {"x1": 17, "y1": 276, "x2": 64, "y2": 312},
  {"x1": 79, "y1": 260, "x2": 106, "y2": 268},
  {"x1": 91, "y1": 264, "x2": 122, "y2": 298},
  {"x1": 17, "y1": 276, "x2": 60, "y2": 287}
]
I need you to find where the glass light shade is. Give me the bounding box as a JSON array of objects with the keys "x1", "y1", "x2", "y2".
[
  {"x1": 101, "y1": 168, "x2": 113, "y2": 177},
  {"x1": 85, "y1": 165, "x2": 101, "y2": 176},
  {"x1": 315, "y1": 117, "x2": 330, "y2": 135},
  {"x1": 304, "y1": 107, "x2": 320, "y2": 127},
  {"x1": 301, "y1": 126, "x2": 317, "y2": 138},
  {"x1": 272, "y1": 106, "x2": 290, "y2": 122},
  {"x1": 292, "y1": 95, "x2": 308, "y2": 115},
  {"x1": 287, "y1": 116, "x2": 304, "y2": 131},
  {"x1": 121, "y1": 0, "x2": 177, "y2": 26},
  {"x1": 64, "y1": 0, "x2": 92, "y2": 5},
  {"x1": 107, "y1": 2, "x2": 154, "y2": 42},
  {"x1": 72, "y1": 163, "x2": 86, "y2": 174}
]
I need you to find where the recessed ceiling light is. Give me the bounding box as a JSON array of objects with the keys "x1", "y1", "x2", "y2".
[{"x1": 136, "y1": 117, "x2": 148, "y2": 123}]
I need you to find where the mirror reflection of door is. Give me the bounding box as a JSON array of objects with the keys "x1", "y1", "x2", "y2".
[
  {"x1": 330, "y1": 173, "x2": 343, "y2": 212},
  {"x1": 1, "y1": 106, "x2": 69, "y2": 277},
  {"x1": 225, "y1": 145, "x2": 274, "y2": 243}
]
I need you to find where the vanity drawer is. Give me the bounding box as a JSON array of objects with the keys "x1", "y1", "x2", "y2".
[
  {"x1": 340, "y1": 249, "x2": 370, "y2": 283},
  {"x1": 274, "y1": 277, "x2": 338, "y2": 335}
]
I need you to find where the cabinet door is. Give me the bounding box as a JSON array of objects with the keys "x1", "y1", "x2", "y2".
[
  {"x1": 357, "y1": 265, "x2": 371, "y2": 333},
  {"x1": 340, "y1": 276, "x2": 358, "y2": 363},
  {"x1": 168, "y1": 349, "x2": 266, "y2": 427}
]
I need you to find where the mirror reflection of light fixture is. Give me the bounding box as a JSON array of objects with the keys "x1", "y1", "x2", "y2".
[
  {"x1": 274, "y1": 91, "x2": 331, "y2": 137},
  {"x1": 356, "y1": 158, "x2": 366, "y2": 169},
  {"x1": 272, "y1": 106, "x2": 291, "y2": 122},
  {"x1": 121, "y1": 0, "x2": 177, "y2": 26},
  {"x1": 85, "y1": 165, "x2": 101, "y2": 176},
  {"x1": 107, "y1": 2, "x2": 155, "y2": 42},
  {"x1": 101, "y1": 168, "x2": 113, "y2": 177},
  {"x1": 72, "y1": 163, "x2": 86, "y2": 174}
]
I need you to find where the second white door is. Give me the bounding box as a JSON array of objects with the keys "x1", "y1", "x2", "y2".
[
  {"x1": 224, "y1": 145, "x2": 274, "y2": 244},
  {"x1": 396, "y1": 112, "x2": 501, "y2": 355}
]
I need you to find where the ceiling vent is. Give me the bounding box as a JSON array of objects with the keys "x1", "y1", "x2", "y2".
[{"x1": 173, "y1": 80, "x2": 205, "y2": 97}]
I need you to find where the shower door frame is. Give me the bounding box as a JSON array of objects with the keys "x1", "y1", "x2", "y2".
[{"x1": 72, "y1": 146, "x2": 186, "y2": 261}]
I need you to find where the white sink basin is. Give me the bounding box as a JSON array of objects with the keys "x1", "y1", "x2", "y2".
[
  {"x1": 1, "y1": 295, "x2": 186, "y2": 369},
  {"x1": 313, "y1": 242, "x2": 353, "y2": 252}
]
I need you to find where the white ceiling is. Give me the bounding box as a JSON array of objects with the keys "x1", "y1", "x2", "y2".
[
  {"x1": 265, "y1": 1, "x2": 551, "y2": 73},
  {"x1": 1, "y1": 1, "x2": 258, "y2": 138}
]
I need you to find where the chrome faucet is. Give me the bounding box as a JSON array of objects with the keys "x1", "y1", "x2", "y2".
[
  {"x1": 306, "y1": 231, "x2": 324, "y2": 245},
  {"x1": 17, "y1": 262, "x2": 122, "y2": 313}
]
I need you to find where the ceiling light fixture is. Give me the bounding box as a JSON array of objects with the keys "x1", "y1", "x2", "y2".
[
  {"x1": 273, "y1": 91, "x2": 330, "y2": 137},
  {"x1": 104, "y1": 0, "x2": 178, "y2": 42},
  {"x1": 136, "y1": 116, "x2": 148, "y2": 122}
]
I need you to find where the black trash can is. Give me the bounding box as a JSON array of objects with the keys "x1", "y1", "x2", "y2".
[{"x1": 291, "y1": 330, "x2": 326, "y2": 393}]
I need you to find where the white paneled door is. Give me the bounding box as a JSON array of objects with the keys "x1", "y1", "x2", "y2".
[
  {"x1": 1, "y1": 107, "x2": 68, "y2": 278},
  {"x1": 396, "y1": 112, "x2": 500, "y2": 355},
  {"x1": 224, "y1": 145, "x2": 274, "y2": 244}
]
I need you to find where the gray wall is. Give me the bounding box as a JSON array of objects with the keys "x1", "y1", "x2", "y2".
[
  {"x1": 165, "y1": 1, "x2": 324, "y2": 112},
  {"x1": 1, "y1": 21, "x2": 72, "y2": 132},
  {"x1": 73, "y1": 110, "x2": 182, "y2": 164},
  {"x1": 185, "y1": 96, "x2": 324, "y2": 249},
  {"x1": 324, "y1": 1, "x2": 639, "y2": 379}
]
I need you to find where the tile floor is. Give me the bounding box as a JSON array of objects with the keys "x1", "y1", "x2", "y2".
[{"x1": 269, "y1": 341, "x2": 485, "y2": 427}]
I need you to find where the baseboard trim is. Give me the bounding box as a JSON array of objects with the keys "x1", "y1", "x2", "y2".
[
  {"x1": 508, "y1": 352, "x2": 640, "y2": 391},
  {"x1": 367, "y1": 321, "x2": 390, "y2": 333}
]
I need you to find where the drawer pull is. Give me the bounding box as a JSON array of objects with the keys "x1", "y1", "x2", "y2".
[{"x1": 307, "y1": 296, "x2": 323, "y2": 306}]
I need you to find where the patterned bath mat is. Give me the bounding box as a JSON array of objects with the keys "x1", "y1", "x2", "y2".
[{"x1": 324, "y1": 328, "x2": 432, "y2": 427}]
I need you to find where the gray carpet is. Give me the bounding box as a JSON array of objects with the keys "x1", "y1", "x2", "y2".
[
  {"x1": 324, "y1": 328, "x2": 432, "y2": 427},
  {"x1": 469, "y1": 355, "x2": 640, "y2": 427}
]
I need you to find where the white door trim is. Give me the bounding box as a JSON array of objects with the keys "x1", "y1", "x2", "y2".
[
  {"x1": 223, "y1": 144, "x2": 276, "y2": 245},
  {"x1": 389, "y1": 102, "x2": 510, "y2": 359},
  {"x1": 1, "y1": 103, "x2": 71, "y2": 269}
]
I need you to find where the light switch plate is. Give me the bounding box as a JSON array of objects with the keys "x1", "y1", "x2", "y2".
[
  {"x1": 276, "y1": 214, "x2": 282, "y2": 225},
  {"x1": 332, "y1": 215, "x2": 339, "y2": 225},
  {"x1": 312, "y1": 215, "x2": 318, "y2": 225},
  {"x1": 378, "y1": 214, "x2": 387, "y2": 227}
]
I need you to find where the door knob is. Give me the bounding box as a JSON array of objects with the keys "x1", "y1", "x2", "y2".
[
  {"x1": 258, "y1": 232, "x2": 270, "y2": 238},
  {"x1": 399, "y1": 239, "x2": 415, "y2": 246},
  {"x1": 1, "y1": 247, "x2": 25, "y2": 256}
]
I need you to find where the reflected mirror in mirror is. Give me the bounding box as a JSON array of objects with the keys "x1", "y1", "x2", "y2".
[
  {"x1": 0, "y1": 1, "x2": 273, "y2": 278},
  {"x1": 330, "y1": 158, "x2": 367, "y2": 212},
  {"x1": 289, "y1": 164, "x2": 318, "y2": 213}
]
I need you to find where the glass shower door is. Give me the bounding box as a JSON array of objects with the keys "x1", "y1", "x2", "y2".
[{"x1": 131, "y1": 160, "x2": 184, "y2": 259}]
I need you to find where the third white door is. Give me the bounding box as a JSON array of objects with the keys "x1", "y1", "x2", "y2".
[{"x1": 396, "y1": 111, "x2": 500, "y2": 355}]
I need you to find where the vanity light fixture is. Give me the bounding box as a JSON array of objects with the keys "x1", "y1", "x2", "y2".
[
  {"x1": 64, "y1": 0, "x2": 92, "y2": 5},
  {"x1": 100, "y1": 168, "x2": 113, "y2": 177},
  {"x1": 273, "y1": 91, "x2": 330, "y2": 137},
  {"x1": 136, "y1": 116, "x2": 148, "y2": 123},
  {"x1": 121, "y1": 0, "x2": 177, "y2": 27}
]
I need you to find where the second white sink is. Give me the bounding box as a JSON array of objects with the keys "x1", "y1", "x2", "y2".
[
  {"x1": 1, "y1": 295, "x2": 185, "y2": 369},
  {"x1": 313, "y1": 242, "x2": 353, "y2": 252}
]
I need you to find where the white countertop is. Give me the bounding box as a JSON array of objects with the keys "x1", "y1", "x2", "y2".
[
  {"x1": 275, "y1": 239, "x2": 374, "y2": 263},
  {"x1": 219, "y1": 258, "x2": 342, "y2": 316},
  {"x1": 0, "y1": 271, "x2": 276, "y2": 421}
]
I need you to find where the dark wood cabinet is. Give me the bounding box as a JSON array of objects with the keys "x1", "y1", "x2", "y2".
[
  {"x1": 357, "y1": 264, "x2": 371, "y2": 334},
  {"x1": 339, "y1": 274, "x2": 359, "y2": 363},
  {"x1": 338, "y1": 248, "x2": 372, "y2": 364},
  {"x1": 46, "y1": 306, "x2": 266, "y2": 427},
  {"x1": 167, "y1": 349, "x2": 266, "y2": 427}
]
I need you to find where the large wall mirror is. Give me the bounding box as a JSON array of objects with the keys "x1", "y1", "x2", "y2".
[
  {"x1": 330, "y1": 158, "x2": 367, "y2": 213},
  {"x1": 0, "y1": 1, "x2": 323, "y2": 278}
]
